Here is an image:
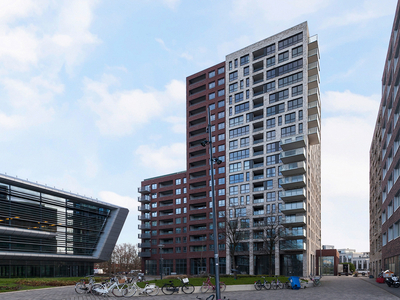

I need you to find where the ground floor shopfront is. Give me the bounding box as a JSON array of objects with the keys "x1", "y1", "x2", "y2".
[{"x1": 0, "y1": 259, "x2": 93, "y2": 278}]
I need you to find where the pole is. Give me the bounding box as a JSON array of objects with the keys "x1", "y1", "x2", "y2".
[
  {"x1": 320, "y1": 239, "x2": 322, "y2": 277},
  {"x1": 208, "y1": 106, "x2": 221, "y2": 300},
  {"x1": 158, "y1": 244, "x2": 164, "y2": 280}
]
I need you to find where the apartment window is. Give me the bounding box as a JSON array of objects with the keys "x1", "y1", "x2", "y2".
[
  {"x1": 243, "y1": 66, "x2": 249, "y2": 76},
  {"x1": 244, "y1": 160, "x2": 250, "y2": 170},
  {"x1": 218, "y1": 189, "x2": 225, "y2": 196},
  {"x1": 235, "y1": 102, "x2": 249, "y2": 114},
  {"x1": 218, "y1": 177, "x2": 225, "y2": 185},
  {"x1": 229, "y1": 197, "x2": 239, "y2": 206},
  {"x1": 152, "y1": 202, "x2": 157, "y2": 208},
  {"x1": 229, "y1": 83, "x2": 238, "y2": 93},
  {"x1": 218, "y1": 78, "x2": 225, "y2": 85},
  {"x1": 218, "y1": 144, "x2": 225, "y2": 152},
  {"x1": 209, "y1": 82, "x2": 215, "y2": 89},
  {"x1": 229, "y1": 140, "x2": 238, "y2": 150},
  {"x1": 278, "y1": 72, "x2": 303, "y2": 88},
  {"x1": 267, "y1": 192, "x2": 275, "y2": 201},
  {"x1": 151, "y1": 184, "x2": 157, "y2": 189},
  {"x1": 218, "y1": 155, "x2": 225, "y2": 162},
  {"x1": 218, "y1": 101, "x2": 225, "y2": 108},
  {"x1": 267, "y1": 103, "x2": 285, "y2": 116},
  {"x1": 278, "y1": 32, "x2": 303, "y2": 50},
  {"x1": 218, "y1": 200, "x2": 225, "y2": 207},
  {"x1": 240, "y1": 80, "x2": 244, "y2": 89},
  {"x1": 267, "y1": 59, "x2": 302, "y2": 80},
  {"x1": 292, "y1": 84, "x2": 303, "y2": 96},
  {"x1": 218, "y1": 134, "x2": 225, "y2": 141},
  {"x1": 265, "y1": 81, "x2": 275, "y2": 92},
  {"x1": 229, "y1": 186, "x2": 238, "y2": 195},
  {"x1": 229, "y1": 149, "x2": 249, "y2": 161},
  {"x1": 292, "y1": 45, "x2": 303, "y2": 57},
  {"x1": 278, "y1": 51, "x2": 289, "y2": 63},
  {"x1": 230, "y1": 173, "x2": 244, "y2": 184},
  {"x1": 229, "y1": 125, "x2": 249, "y2": 138},
  {"x1": 240, "y1": 54, "x2": 249, "y2": 65},
  {"x1": 209, "y1": 103, "x2": 215, "y2": 110},
  {"x1": 211, "y1": 125, "x2": 216, "y2": 132},
  {"x1": 209, "y1": 92, "x2": 215, "y2": 100},
  {"x1": 269, "y1": 89, "x2": 289, "y2": 104},
  {"x1": 266, "y1": 154, "x2": 279, "y2": 165},
  {"x1": 219, "y1": 211, "x2": 225, "y2": 218},
  {"x1": 285, "y1": 112, "x2": 296, "y2": 124},
  {"x1": 240, "y1": 137, "x2": 250, "y2": 147},
  {"x1": 229, "y1": 162, "x2": 242, "y2": 173},
  {"x1": 234, "y1": 59, "x2": 238, "y2": 68},
  {"x1": 218, "y1": 123, "x2": 225, "y2": 130},
  {"x1": 176, "y1": 227, "x2": 181, "y2": 233},
  {"x1": 246, "y1": 90, "x2": 250, "y2": 99},
  {"x1": 240, "y1": 184, "x2": 250, "y2": 194},
  {"x1": 176, "y1": 198, "x2": 181, "y2": 204},
  {"x1": 229, "y1": 71, "x2": 238, "y2": 82},
  {"x1": 176, "y1": 208, "x2": 181, "y2": 214},
  {"x1": 176, "y1": 188, "x2": 181, "y2": 195},
  {"x1": 218, "y1": 166, "x2": 225, "y2": 174},
  {"x1": 229, "y1": 61, "x2": 232, "y2": 70},
  {"x1": 298, "y1": 110, "x2": 303, "y2": 120},
  {"x1": 152, "y1": 193, "x2": 157, "y2": 199},
  {"x1": 176, "y1": 218, "x2": 181, "y2": 224},
  {"x1": 281, "y1": 125, "x2": 296, "y2": 137},
  {"x1": 266, "y1": 130, "x2": 276, "y2": 141},
  {"x1": 288, "y1": 97, "x2": 303, "y2": 110},
  {"x1": 266, "y1": 167, "x2": 276, "y2": 177},
  {"x1": 218, "y1": 66, "x2": 225, "y2": 74},
  {"x1": 218, "y1": 111, "x2": 225, "y2": 119},
  {"x1": 298, "y1": 123, "x2": 303, "y2": 133},
  {"x1": 176, "y1": 179, "x2": 181, "y2": 185},
  {"x1": 209, "y1": 70, "x2": 215, "y2": 78},
  {"x1": 266, "y1": 142, "x2": 279, "y2": 153},
  {"x1": 235, "y1": 92, "x2": 244, "y2": 103},
  {"x1": 278, "y1": 116, "x2": 282, "y2": 126},
  {"x1": 266, "y1": 56, "x2": 275, "y2": 67},
  {"x1": 246, "y1": 78, "x2": 250, "y2": 87},
  {"x1": 210, "y1": 114, "x2": 215, "y2": 121},
  {"x1": 266, "y1": 118, "x2": 276, "y2": 129}
]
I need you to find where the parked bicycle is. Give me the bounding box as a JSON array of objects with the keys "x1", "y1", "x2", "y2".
[
  {"x1": 123, "y1": 279, "x2": 159, "y2": 297},
  {"x1": 75, "y1": 275, "x2": 96, "y2": 294},
  {"x1": 161, "y1": 277, "x2": 195, "y2": 295},
  {"x1": 270, "y1": 276, "x2": 285, "y2": 289},
  {"x1": 254, "y1": 276, "x2": 271, "y2": 290},
  {"x1": 196, "y1": 295, "x2": 230, "y2": 300},
  {"x1": 309, "y1": 275, "x2": 321, "y2": 287},
  {"x1": 92, "y1": 276, "x2": 128, "y2": 297},
  {"x1": 200, "y1": 275, "x2": 226, "y2": 293}
]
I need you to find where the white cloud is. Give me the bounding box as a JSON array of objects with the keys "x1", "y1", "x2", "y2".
[
  {"x1": 160, "y1": 0, "x2": 180, "y2": 10},
  {"x1": 135, "y1": 143, "x2": 186, "y2": 174},
  {"x1": 99, "y1": 190, "x2": 137, "y2": 212},
  {"x1": 156, "y1": 38, "x2": 171, "y2": 52},
  {"x1": 181, "y1": 52, "x2": 193, "y2": 60},
  {"x1": 82, "y1": 76, "x2": 185, "y2": 136},
  {"x1": 164, "y1": 116, "x2": 186, "y2": 134}
]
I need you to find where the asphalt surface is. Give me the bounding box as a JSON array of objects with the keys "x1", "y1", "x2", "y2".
[{"x1": 0, "y1": 276, "x2": 399, "y2": 300}]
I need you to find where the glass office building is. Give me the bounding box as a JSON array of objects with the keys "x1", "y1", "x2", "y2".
[{"x1": 0, "y1": 173, "x2": 128, "y2": 277}]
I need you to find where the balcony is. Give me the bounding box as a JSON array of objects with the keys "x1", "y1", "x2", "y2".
[
  {"x1": 308, "y1": 127, "x2": 320, "y2": 145},
  {"x1": 138, "y1": 233, "x2": 151, "y2": 239},
  {"x1": 308, "y1": 74, "x2": 319, "y2": 90},
  {"x1": 282, "y1": 215, "x2": 306, "y2": 227},
  {"x1": 138, "y1": 252, "x2": 151, "y2": 258},
  {"x1": 138, "y1": 186, "x2": 151, "y2": 194},
  {"x1": 280, "y1": 188, "x2": 306, "y2": 202},
  {"x1": 280, "y1": 148, "x2": 306, "y2": 164},
  {"x1": 138, "y1": 195, "x2": 151, "y2": 203},
  {"x1": 308, "y1": 34, "x2": 318, "y2": 50},
  {"x1": 281, "y1": 135, "x2": 306, "y2": 151},
  {"x1": 281, "y1": 201, "x2": 306, "y2": 214},
  {"x1": 281, "y1": 228, "x2": 306, "y2": 239},
  {"x1": 308, "y1": 114, "x2": 320, "y2": 129},
  {"x1": 138, "y1": 214, "x2": 151, "y2": 221},
  {"x1": 308, "y1": 100, "x2": 320, "y2": 115},
  {"x1": 281, "y1": 175, "x2": 306, "y2": 190},
  {"x1": 138, "y1": 204, "x2": 151, "y2": 212},
  {"x1": 280, "y1": 240, "x2": 307, "y2": 251},
  {"x1": 308, "y1": 87, "x2": 320, "y2": 103},
  {"x1": 308, "y1": 47, "x2": 319, "y2": 64},
  {"x1": 138, "y1": 224, "x2": 151, "y2": 230},
  {"x1": 308, "y1": 61, "x2": 319, "y2": 77},
  {"x1": 138, "y1": 242, "x2": 151, "y2": 248},
  {"x1": 281, "y1": 161, "x2": 306, "y2": 176},
  {"x1": 190, "y1": 213, "x2": 207, "y2": 221}
]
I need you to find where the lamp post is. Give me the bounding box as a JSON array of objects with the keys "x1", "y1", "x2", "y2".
[
  {"x1": 158, "y1": 244, "x2": 165, "y2": 280},
  {"x1": 319, "y1": 238, "x2": 322, "y2": 277},
  {"x1": 200, "y1": 107, "x2": 222, "y2": 300}
]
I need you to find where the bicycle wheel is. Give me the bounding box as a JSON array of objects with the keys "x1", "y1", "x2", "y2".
[
  {"x1": 147, "y1": 285, "x2": 160, "y2": 296},
  {"x1": 271, "y1": 281, "x2": 277, "y2": 289},
  {"x1": 278, "y1": 282, "x2": 284, "y2": 289},
  {"x1": 200, "y1": 283, "x2": 210, "y2": 293},
  {"x1": 112, "y1": 285, "x2": 125, "y2": 297},
  {"x1": 123, "y1": 285, "x2": 137, "y2": 297},
  {"x1": 91, "y1": 283, "x2": 104, "y2": 296},
  {"x1": 254, "y1": 280, "x2": 262, "y2": 290},
  {"x1": 182, "y1": 283, "x2": 195, "y2": 294},
  {"x1": 265, "y1": 282, "x2": 271, "y2": 290},
  {"x1": 75, "y1": 283, "x2": 88, "y2": 294},
  {"x1": 161, "y1": 283, "x2": 175, "y2": 295},
  {"x1": 315, "y1": 280, "x2": 321, "y2": 287},
  {"x1": 219, "y1": 282, "x2": 226, "y2": 292}
]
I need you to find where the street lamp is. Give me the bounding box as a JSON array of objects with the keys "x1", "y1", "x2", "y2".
[
  {"x1": 158, "y1": 244, "x2": 165, "y2": 280},
  {"x1": 319, "y1": 238, "x2": 322, "y2": 277},
  {"x1": 200, "y1": 106, "x2": 221, "y2": 300}
]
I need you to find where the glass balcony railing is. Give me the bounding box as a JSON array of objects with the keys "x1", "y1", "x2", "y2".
[
  {"x1": 283, "y1": 215, "x2": 306, "y2": 225},
  {"x1": 280, "y1": 239, "x2": 306, "y2": 251},
  {"x1": 281, "y1": 201, "x2": 306, "y2": 212}
]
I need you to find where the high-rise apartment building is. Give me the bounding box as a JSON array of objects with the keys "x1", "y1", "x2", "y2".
[
  {"x1": 370, "y1": 1, "x2": 400, "y2": 277},
  {"x1": 139, "y1": 22, "x2": 321, "y2": 277}
]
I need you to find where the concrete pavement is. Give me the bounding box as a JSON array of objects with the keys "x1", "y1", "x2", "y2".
[{"x1": 0, "y1": 275, "x2": 398, "y2": 300}]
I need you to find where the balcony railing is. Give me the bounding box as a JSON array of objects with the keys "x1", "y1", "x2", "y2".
[
  {"x1": 281, "y1": 228, "x2": 306, "y2": 239},
  {"x1": 138, "y1": 224, "x2": 151, "y2": 230},
  {"x1": 280, "y1": 188, "x2": 306, "y2": 202},
  {"x1": 282, "y1": 215, "x2": 306, "y2": 226},
  {"x1": 280, "y1": 148, "x2": 306, "y2": 164},
  {"x1": 138, "y1": 233, "x2": 151, "y2": 239},
  {"x1": 138, "y1": 252, "x2": 151, "y2": 257},
  {"x1": 280, "y1": 240, "x2": 306, "y2": 251},
  {"x1": 281, "y1": 201, "x2": 306, "y2": 214},
  {"x1": 281, "y1": 134, "x2": 306, "y2": 151},
  {"x1": 281, "y1": 161, "x2": 306, "y2": 176},
  {"x1": 138, "y1": 186, "x2": 151, "y2": 194},
  {"x1": 281, "y1": 175, "x2": 306, "y2": 190}
]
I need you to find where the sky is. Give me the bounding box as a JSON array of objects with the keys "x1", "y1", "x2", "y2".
[{"x1": 0, "y1": 0, "x2": 397, "y2": 252}]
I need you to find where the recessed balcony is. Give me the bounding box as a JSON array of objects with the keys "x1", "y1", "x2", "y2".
[
  {"x1": 280, "y1": 135, "x2": 306, "y2": 151},
  {"x1": 138, "y1": 186, "x2": 151, "y2": 194},
  {"x1": 280, "y1": 239, "x2": 307, "y2": 251},
  {"x1": 281, "y1": 161, "x2": 306, "y2": 176},
  {"x1": 280, "y1": 188, "x2": 306, "y2": 202},
  {"x1": 308, "y1": 127, "x2": 321, "y2": 145},
  {"x1": 281, "y1": 228, "x2": 306, "y2": 239},
  {"x1": 138, "y1": 195, "x2": 151, "y2": 203},
  {"x1": 280, "y1": 148, "x2": 306, "y2": 164},
  {"x1": 308, "y1": 114, "x2": 320, "y2": 129},
  {"x1": 281, "y1": 201, "x2": 306, "y2": 214},
  {"x1": 282, "y1": 215, "x2": 306, "y2": 226},
  {"x1": 138, "y1": 204, "x2": 151, "y2": 212},
  {"x1": 281, "y1": 175, "x2": 306, "y2": 190}
]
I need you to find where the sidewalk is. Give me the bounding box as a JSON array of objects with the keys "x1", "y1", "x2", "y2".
[{"x1": 361, "y1": 276, "x2": 400, "y2": 298}]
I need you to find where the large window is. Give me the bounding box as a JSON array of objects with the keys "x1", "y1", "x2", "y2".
[
  {"x1": 281, "y1": 125, "x2": 296, "y2": 137},
  {"x1": 278, "y1": 72, "x2": 303, "y2": 88},
  {"x1": 229, "y1": 126, "x2": 249, "y2": 138},
  {"x1": 229, "y1": 71, "x2": 238, "y2": 82},
  {"x1": 229, "y1": 149, "x2": 249, "y2": 161},
  {"x1": 229, "y1": 162, "x2": 242, "y2": 173},
  {"x1": 288, "y1": 97, "x2": 303, "y2": 110},
  {"x1": 278, "y1": 32, "x2": 303, "y2": 50},
  {"x1": 229, "y1": 116, "x2": 244, "y2": 127},
  {"x1": 240, "y1": 54, "x2": 249, "y2": 65},
  {"x1": 267, "y1": 103, "x2": 285, "y2": 116},
  {"x1": 235, "y1": 102, "x2": 250, "y2": 114},
  {"x1": 230, "y1": 174, "x2": 244, "y2": 184},
  {"x1": 267, "y1": 59, "x2": 302, "y2": 80},
  {"x1": 269, "y1": 89, "x2": 289, "y2": 104}
]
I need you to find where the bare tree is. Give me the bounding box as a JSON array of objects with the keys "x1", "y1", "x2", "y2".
[
  {"x1": 222, "y1": 217, "x2": 243, "y2": 272},
  {"x1": 98, "y1": 243, "x2": 141, "y2": 274},
  {"x1": 261, "y1": 212, "x2": 282, "y2": 276}
]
